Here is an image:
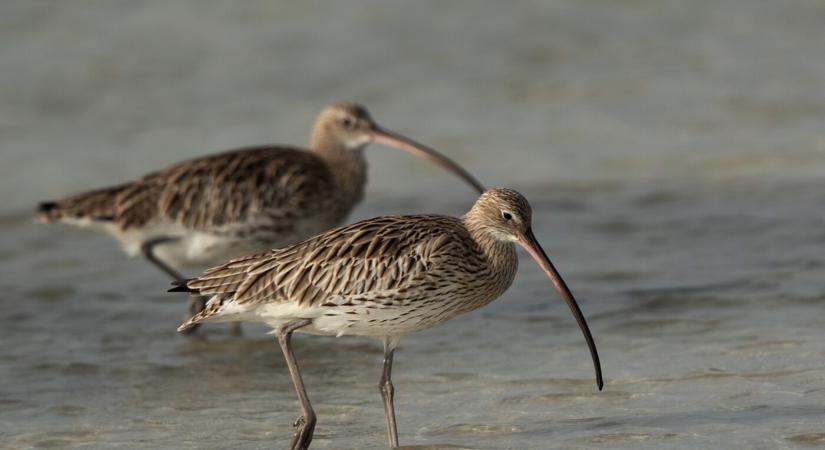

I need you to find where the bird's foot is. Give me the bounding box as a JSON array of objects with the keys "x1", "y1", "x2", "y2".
[{"x1": 289, "y1": 415, "x2": 316, "y2": 450}]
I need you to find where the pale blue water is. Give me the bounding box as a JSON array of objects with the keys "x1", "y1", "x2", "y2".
[{"x1": 2, "y1": 1, "x2": 825, "y2": 449}]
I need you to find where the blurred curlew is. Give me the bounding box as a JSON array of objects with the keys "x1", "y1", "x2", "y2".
[
  {"x1": 37, "y1": 102, "x2": 484, "y2": 333},
  {"x1": 172, "y1": 188, "x2": 603, "y2": 449}
]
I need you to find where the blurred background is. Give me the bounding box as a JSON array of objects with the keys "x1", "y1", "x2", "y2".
[{"x1": 2, "y1": 1, "x2": 824, "y2": 449}]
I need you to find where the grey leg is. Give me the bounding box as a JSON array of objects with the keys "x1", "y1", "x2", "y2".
[
  {"x1": 141, "y1": 238, "x2": 207, "y2": 335},
  {"x1": 277, "y1": 319, "x2": 315, "y2": 450},
  {"x1": 380, "y1": 345, "x2": 399, "y2": 448},
  {"x1": 140, "y1": 237, "x2": 184, "y2": 280}
]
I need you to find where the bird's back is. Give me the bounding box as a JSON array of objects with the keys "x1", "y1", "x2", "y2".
[
  {"x1": 176, "y1": 214, "x2": 518, "y2": 335},
  {"x1": 38, "y1": 146, "x2": 349, "y2": 264}
]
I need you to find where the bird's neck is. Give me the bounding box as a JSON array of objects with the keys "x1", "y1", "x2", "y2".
[
  {"x1": 311, "y1": 139, "x2": 368, "y2": 211},
  {"x1": 464, "y1": 217, "x2": 519, "y2": 280}
]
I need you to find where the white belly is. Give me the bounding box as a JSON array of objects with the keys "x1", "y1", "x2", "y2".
[
  {"x1": 198, "y1": 296, "x2": 465, "y2": 338},
  {"x1": 109, "y1": 216, "x2": 336, "y2": 269}
]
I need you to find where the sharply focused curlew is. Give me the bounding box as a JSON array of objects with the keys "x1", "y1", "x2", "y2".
[
  {"x1": 37, "y1": 102, "x2": 484, "y2": 333},
  {"x1": 171, "y1": 188, "x2": 603, "y2": 449}
]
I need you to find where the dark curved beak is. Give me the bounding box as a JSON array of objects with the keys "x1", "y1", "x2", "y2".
[
  {"x1": 370, "y1": 125, "x2": 485, "y2": 194},
  {"x1": 516, "y1": 227, "x2": 604, "y2": 391}
]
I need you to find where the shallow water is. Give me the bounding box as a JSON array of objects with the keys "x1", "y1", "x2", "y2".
[{"x1": 2, "y1": 1, "x2": 825, "y2": 449}]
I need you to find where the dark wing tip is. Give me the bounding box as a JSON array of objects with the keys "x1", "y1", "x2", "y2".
[
  {"x1": 35, "y1": 201, "x2": 113, "y2": 222},
  {"x1": 168, "y1": 279, "x2": 198, "y2": 293},
  {"x1": 37, "y1": 201, "x2": 58, "y2": 213}
]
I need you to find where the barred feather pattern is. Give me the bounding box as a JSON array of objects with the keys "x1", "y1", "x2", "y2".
[
  {"x1": 178, "y1": 214, "x2": 519, "y2": 334},
  {"x1": 37, "y1": 183, "x2": 133, "y2": 222},
  {"x1": 39, "y1": 147, "x2": 358, "y2": 241}
]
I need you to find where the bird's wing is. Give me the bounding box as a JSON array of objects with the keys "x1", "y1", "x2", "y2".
[
  {"x1": 113, "y1": 146, "x2": 334, "y2": 230},
  {"x1": 183, "y1": 215, "x2": 471, "y2": 307}
]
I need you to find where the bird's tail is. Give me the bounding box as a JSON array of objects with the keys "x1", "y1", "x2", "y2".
[
  {"x1": 169, "y1": 279, "x2": 197, "y2": 293},
  {"x1": 36, "y1": 201, "x2": 64, "y2": 222},
  {"x1": 36, "y1": 183, "x2": 131, "y2": 224},
  {"x1": 176, "y1": 298, "x2": 224, "y2": 332},
  {"x1": 170, "y1": 280, "x2": 226, "y2": 332}
]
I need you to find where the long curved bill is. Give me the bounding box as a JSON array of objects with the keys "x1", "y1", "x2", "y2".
[
  {"x1": 517, "y1": 228, "x2": 604, "y2": 391},
  {"x1": 370, "y1": 126, "x2": 485, "y2": 194}
]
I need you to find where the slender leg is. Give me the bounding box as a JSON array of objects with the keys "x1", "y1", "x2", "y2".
[
  {"x1": 277, "y1": 319, "x2": 315, "y2": 450},
  {"x1": 380, "y1": 338, "x2": 400, "y2": 448},
  {"x1": 141, "y1": 237, "x2": 185, "y2": 280}
]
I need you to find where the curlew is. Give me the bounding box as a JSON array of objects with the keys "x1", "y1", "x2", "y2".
[
  {"x1": 37, "y1": 102, "x2": 484, "y2": 333},
  {"x1": 171, "y1": 188, "x2": 603, "y2": 449}
]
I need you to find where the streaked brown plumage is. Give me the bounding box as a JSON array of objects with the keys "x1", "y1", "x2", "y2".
[
  {"x1": 42, "y1": 148, "x2": 336, "y2": 233},
  {"x1": 37, "y1": 102, "x2": 484, "y2": 333},
  {"x1": 172, "y1": 188, "x2": 603, "y2": 450}
]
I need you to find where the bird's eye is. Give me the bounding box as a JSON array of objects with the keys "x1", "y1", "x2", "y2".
[
  {"x1": 341, "y1": 117, "x2": 355, "y2": 129},
  {"x1": 502, "y1": 212, "x2": 513, "y2": 221}
]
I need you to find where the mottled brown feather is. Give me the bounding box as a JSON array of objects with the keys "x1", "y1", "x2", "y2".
[
  {"x1": 39, "y1": 146, "x2": 340, "y2": 235},
  {"x1": 181, "y1": 214, "x2": 507, "y2": 314},
  {"x1": 37, "y1": 183, "x2": 133, "y2": 222}
]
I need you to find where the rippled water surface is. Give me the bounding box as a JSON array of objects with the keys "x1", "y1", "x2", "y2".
[{"x1": 2, "y1": 1, "x2": 825, "y2": 449}]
